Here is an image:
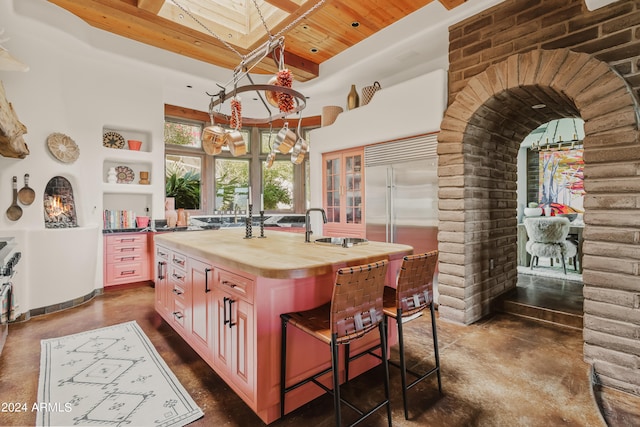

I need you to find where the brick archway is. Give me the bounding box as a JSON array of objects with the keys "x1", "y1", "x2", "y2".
[{"x1": 436, "y1": 48, "x2": 640, "y2": 391}]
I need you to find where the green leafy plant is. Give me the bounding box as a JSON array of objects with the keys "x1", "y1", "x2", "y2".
[
  {"x1": 165, "y1": 170, "x2": 201, "y2": 209},
  {"x1": 215, "y1": 171, "x2": 240, "y2": 211}
]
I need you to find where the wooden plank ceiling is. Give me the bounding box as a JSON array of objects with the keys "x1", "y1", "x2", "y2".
[{"x1": 47, "y1": 0, "x2": 467, "y2": 82}]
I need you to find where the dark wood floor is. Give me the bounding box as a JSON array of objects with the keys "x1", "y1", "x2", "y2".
[{"x1": 0, "y1": 279, "x2": 638, "y2": 427}]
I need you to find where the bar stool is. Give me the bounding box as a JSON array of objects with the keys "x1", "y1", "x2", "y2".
[
  {"x1": 280, "y1": 260, "x2": 391, "y2": 427},
  {"x1": 382, "y1": 251, "x2": 442, "y2": 419}
]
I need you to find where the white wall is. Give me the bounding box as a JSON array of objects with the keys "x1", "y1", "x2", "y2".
[{"x1": 0, "y1": 0, "x2": 169, "y2": 314}]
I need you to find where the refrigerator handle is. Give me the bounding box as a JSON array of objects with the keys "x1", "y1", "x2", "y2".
[{"x1": 387, "y1": 167, "x2": 394, "y2": 243}]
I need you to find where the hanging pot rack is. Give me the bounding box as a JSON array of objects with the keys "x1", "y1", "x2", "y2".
[{"x1": 171, "y1": 0, "x2": 324, "y2": 126}]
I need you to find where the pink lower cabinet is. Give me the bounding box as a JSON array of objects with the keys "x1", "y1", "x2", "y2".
[
  {"x1": 212, "y1": 268, "x2": 255, "y2": 404},
  {"x1": 189, "y1": 258, "x2": 213, "y2": 361},
  {"x1": 153, "y1": 232, "x2": 409, "y2": 424},
  {"x1": 104, "y1": 232, "x2": 151, "y2": 287}
]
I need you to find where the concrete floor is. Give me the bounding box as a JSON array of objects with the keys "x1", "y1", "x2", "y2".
[{"x1": 0, "y1": 279, "x2": 638, "y2": 426}]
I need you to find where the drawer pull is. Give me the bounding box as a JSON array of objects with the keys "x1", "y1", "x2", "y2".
[
  {"x1": 172, "y1": 288, "x2": 183, "y2": 296},
  {"x1": 173, "y1": 311, "x2": 184, "y2": 320},
  {"x1": 158, "y1": 250, "x2": 167, "y2": 257},
  {"x1": 120, "y1": 238, "x2": 136, "y2": 243},
  {"x1": 172, "y1": 258, "x2": 185, "y2": 266},
  {"x1": 172, "y1": 273, "x2": 184, "y2": 280},
  {"x1": 119, "y1": 247, "x2": 136, "y2": 252},
  {"x1": 222, "y1": 280, "x2": 237, "y2": 288},
  {"x1": 120, "y1": 270, "x2": 136, "y2": 276},
  {"x1": 119, "y1": 256, "x2": 136, "y2": 262}
]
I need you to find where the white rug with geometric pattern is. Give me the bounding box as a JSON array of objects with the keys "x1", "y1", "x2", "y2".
[{"x1": 37, "y1": 321, "x2": 203, "y2": 427}]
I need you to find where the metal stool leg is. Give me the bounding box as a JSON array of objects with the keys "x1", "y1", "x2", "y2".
[
  {"x1": 379, "y1": 320, "x2": 392, "y2": 427},
  {"x1": 331, "y1": 336, "x2": 341, "y2": 427},
  {"x1": 430, "y1": 302, "x2": 442, "y2": 394},
  {"x1": 396, "y1": 308, "x2": 410, "y2": 420}
]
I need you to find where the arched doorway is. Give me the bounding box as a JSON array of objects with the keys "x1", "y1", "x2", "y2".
[{"x1": 436, "y1": 48, "x2": 639, "y2": 391}]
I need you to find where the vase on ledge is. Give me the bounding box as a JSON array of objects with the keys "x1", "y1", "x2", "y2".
[
  {"x1": 346, "y1": 84, "x2": 359, "y2": 110},
  {"x1": 165, "y1": 197, "x2": 178, "y2": 228}
]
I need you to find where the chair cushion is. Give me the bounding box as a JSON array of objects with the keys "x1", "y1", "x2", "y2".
[
  {"x1": 526, "y1": 240, "x2": 577, "y2": 258},
  {"x1": 524, "y1": 217, "x2": 570, "y2": 242}
]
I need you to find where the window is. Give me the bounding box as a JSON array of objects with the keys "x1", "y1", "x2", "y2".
[{"x1": 165, "y1": 112, "x2": 316, "y2": 215}]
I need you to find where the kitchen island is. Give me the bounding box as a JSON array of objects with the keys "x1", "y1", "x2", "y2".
[{"x1": 154, "y1": 228, "x2": 412, "y2": 424}]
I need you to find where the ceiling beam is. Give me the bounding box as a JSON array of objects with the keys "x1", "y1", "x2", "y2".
[
  {"x1": 438, "y1": 0, "x2": 467, "y2": 10},
  {"x1": 46, "y1": 0, "x2": 320, "y2": 81},
  {"x1": 137, "y1": 0, "x2": 164, "y2": 15},
  {"x1": 264, "y1": 0, "x2": 300, "y2": 14}
]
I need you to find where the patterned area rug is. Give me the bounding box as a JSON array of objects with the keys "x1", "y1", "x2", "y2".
[{"x1": 37, "y1": 321, "x2": 203, "y2": 427}]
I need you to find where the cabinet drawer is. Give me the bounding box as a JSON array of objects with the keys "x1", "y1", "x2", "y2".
[
  {"x1": 106, "y1": 241, "x2": 146, "y2": 257},
  {"x1": 169, "y1": 265, "x2": 187, "y2": 286},
  {"x1": 217, "y1": 269, "x2": 254, "y2": 303},
  {"x1": 106, "y1": 233, "x2": 147, "y2": 246},
  {"x1": 107, "y1": 253, "x2": 143, "y2": 264},
  {"x1": 106, "y1": 261, "x2": 146, "y2": 284},
  {"x1": 171, "y1": 299, "x2": 187, "y2": 330},
  {"x1": 169, "y1": 281, "x2": 187, "y2": 300},
  {"x1": 170, "y1": 252, "x2": 187, "y2": 270},
  {"x1": 155, "y1": 246, "x2": 170, "y2": 262}
]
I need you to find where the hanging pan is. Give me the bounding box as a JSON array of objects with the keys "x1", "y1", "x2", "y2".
[
  {"x1": 17, "y1": 173, "x2": 35, "y2": 205},
  {"x1": 6, "y1": 176, "x2": 23, "y2": 221}
]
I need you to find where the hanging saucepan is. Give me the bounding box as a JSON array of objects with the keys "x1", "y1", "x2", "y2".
[
  {"x1": 273, "y1": 122, "x2": 296, "y2": 154},
  {"x1": 202, "y1": 106, "x2": 227, "y2": 155},
  {"x1": 291, "y1": 120, "x2": 308, "y2": 165},
  {"x1": 6, "y1": 176, "x2": 23, "y2": 221},
  {"x1": 265, "y1": 75, "x2": 279, "y2": 108},
  {"x1": 226, "y1": 129, "x2": 247, "y2": 156}
]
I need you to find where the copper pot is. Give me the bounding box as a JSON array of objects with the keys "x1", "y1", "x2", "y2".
[
  {"x1": 226, "y1": 129, "x2": 247, "y2": 156},
  {"x1": 265, "y1": 75, "x2": 279, "y2": 108},
  {"x1": 202, "y1": 124, "x2": 227, "y2": 154},
  {"x1": 274, "y1": 123, "x2": 296, "y2": 154},
  {"x1": 291, "y1": 137, "x2": 308, "y2": 164}
]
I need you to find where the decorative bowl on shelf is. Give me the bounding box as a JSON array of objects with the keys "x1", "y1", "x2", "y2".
[
  {"x1": 127, "y1": 140, "x2": 142, "y2": 151},
  {"x1": 524, "y1": 207, "x2": 543, "y2": 217}
]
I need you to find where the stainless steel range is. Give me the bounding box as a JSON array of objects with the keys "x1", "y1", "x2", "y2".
[{"x1": 0, "y1": 237, "x2": 21, "y2": 355}]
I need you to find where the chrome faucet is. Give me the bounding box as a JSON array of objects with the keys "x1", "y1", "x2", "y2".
[{"x1": 305, "y1": 208, "x2": 327, "y2": 243}]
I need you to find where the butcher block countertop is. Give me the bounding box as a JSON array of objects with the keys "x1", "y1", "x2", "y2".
[{"x1": 154, "y1": 228, "x2": 413, "y2": 279}]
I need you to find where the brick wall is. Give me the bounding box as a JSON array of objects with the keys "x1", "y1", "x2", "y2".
[{"x1": 438, "y1": 0, "x2": 640, "y2": 396}]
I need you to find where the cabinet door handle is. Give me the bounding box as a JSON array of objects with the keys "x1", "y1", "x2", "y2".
[
  {"x1": 227, "y1": 298, "x2": 236, "y2": 329},
  {"x1": 172, "y1": 288, "x2": 183, "y2": 296},
  {"x1": 173, "y1": 311, "x2": 183, "y2": 320},
  {"x1": 205, "y1": 268, "x2": 212, "y2": 293},
  {"x1": 223, "y1": 296, "x2": 229, "y2": 325},
  {"x1": 157, "y1": 261, "x2": 166, "y2": 280}
]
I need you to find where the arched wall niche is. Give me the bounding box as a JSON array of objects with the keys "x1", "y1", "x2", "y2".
[{"x1": 437, "y1": 48, "x2": 640, "y2": 394}]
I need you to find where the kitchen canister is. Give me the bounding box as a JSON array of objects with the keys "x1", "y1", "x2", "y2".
[{"x1": 361, "y1": 81, "x2": 381, "y2": 106}]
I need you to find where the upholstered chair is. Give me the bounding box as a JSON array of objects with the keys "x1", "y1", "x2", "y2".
[{"x1": 523, "y1": 216, "x2": 577, "y2": 274}]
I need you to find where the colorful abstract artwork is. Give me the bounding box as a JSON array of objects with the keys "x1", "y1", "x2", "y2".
[{"x1": 539, "y1": 148, "x2": 584, "y2": 214}]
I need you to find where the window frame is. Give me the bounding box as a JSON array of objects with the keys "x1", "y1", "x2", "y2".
[{"x1": 164, "y1": 107, "x2": 319, "y2": 215}]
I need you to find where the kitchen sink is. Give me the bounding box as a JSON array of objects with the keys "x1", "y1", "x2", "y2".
[{"x1": 314, "y1": 237, "x2": 368, "y2": 248}]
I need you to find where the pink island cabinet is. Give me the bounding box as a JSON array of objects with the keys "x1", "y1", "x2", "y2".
[{"x1": 154, "y1": 228, "x2": 411, "y2": 424}]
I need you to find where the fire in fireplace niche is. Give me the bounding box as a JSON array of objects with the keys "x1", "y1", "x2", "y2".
[{"x1": 44, "y1": 176, "x2": 77, "y2": 228}]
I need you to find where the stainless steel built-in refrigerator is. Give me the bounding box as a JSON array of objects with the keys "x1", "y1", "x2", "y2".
[{"x1": 364, "y1": 135, "x2": 439, "y2": 257}]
